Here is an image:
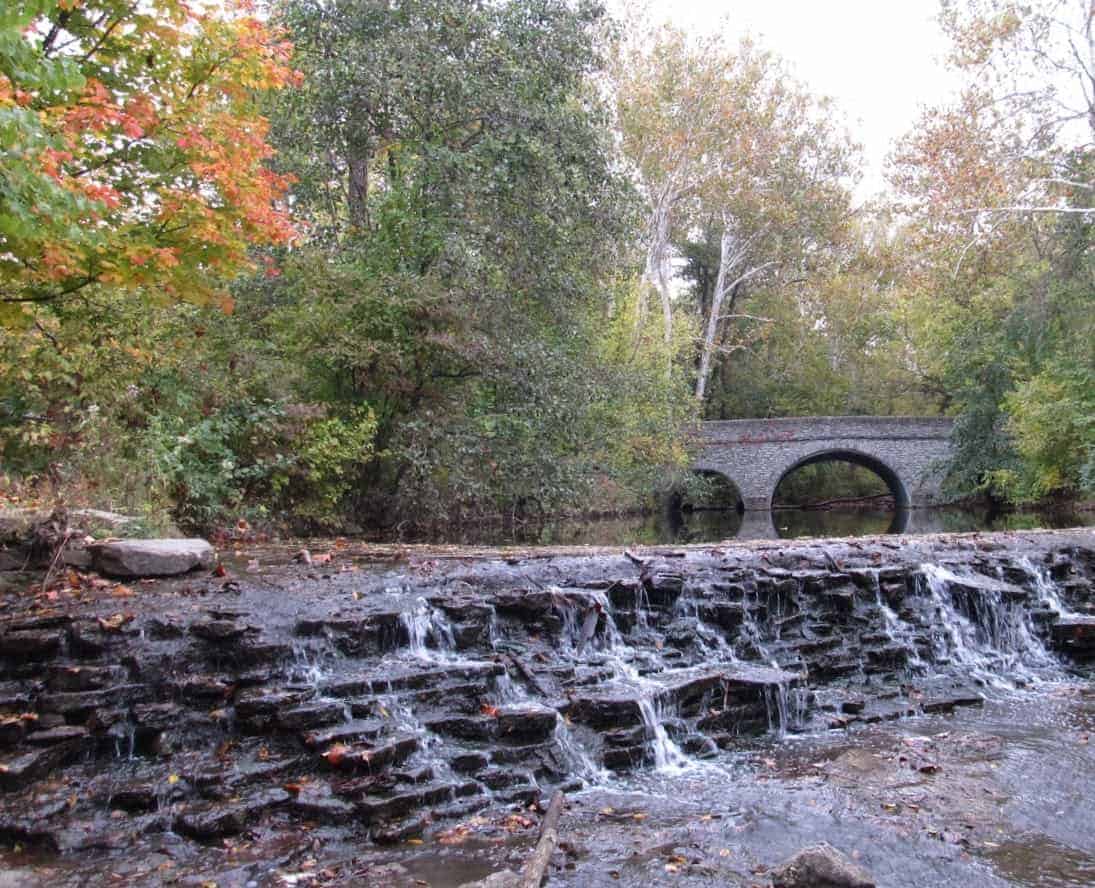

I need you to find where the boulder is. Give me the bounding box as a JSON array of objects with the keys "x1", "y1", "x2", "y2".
[
  {"x1": 87, "y1": 538, "x2": 214, "y2": 578},
  {"x1": 771, "y1": 843, "x2": 875, "y2": 888}
]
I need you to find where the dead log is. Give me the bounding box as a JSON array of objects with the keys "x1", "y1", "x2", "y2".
[{"x1": 519, "y1": 789, "x2": 565, "y2": 888}]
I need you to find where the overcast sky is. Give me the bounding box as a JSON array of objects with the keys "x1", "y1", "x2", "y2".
[{"x1": 630, "y1": 0, "x2": 962, "y2": 199}]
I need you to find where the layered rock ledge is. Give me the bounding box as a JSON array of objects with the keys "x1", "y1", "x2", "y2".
[{"x1": 0, "y1": 529, "x2": 1092, "y2": 884}]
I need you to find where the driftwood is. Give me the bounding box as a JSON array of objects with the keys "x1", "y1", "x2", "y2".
[{"x1": 519, "y1": 789, "x2": 565, "y2": 888}]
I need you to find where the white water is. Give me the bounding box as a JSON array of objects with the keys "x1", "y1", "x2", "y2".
[
  {"x1": 358, "y1": 555, "x2": 1077, "y2": 789},
  {"x1": 400, "y1": 596, "x2": 456, "y2": 660},
  {"x1": 289, "y1": 639, "x2": 331, "y2": 687},
  {"x1": 636, "y1": 698, "x2": 690, "y2": 773},
  {"x1": 491, "y1": 672, "x2": 529, "y2": 705},
  {"x1": 868, "y1": 569, "x2": 927, "y2": 669},
  {"x1": 551, "y1": 584, "x2": 798, "y2": 773},
  {"x1": 1017, "y1": 556, "x2": 1074, "y2": 616},
  {"x1": 553, "y1": 715, "x2": 609, "y2": 783},
  {"x1": 918, "y1": 563, "x2": 1060, "y2": 687}
]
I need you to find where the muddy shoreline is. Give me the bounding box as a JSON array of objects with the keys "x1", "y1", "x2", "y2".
[{"x1": 1, "y1": 529, "x2": 1093, "y2": 887}]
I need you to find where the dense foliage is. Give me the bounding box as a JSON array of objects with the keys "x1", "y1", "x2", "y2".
[{"x1": 1, "y1": 0, "x2": 1090, "y2": 534}]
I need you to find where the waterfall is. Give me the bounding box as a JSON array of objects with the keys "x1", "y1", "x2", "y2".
[
  {"x1": 400, "y1": 596, "x2": 456, "y2": 660},
  {"x1": 636, "y1": 698, "x2": 689, "y2": 773},
  {"x1": 917, "y1": 563, "x2": 1060, "y2": 684}
]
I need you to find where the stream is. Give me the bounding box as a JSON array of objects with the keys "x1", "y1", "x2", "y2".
[
  {"x1": 0, "y1": 530, "x2": 1093, "y2": 887},
  {"x1": 418, "y1": 506, "x2": 1095, "y2": 547}
]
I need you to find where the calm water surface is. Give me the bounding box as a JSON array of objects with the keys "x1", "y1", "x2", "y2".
[{"x1": 424, "y1": 506, "x2": 1094, "y2": 547}]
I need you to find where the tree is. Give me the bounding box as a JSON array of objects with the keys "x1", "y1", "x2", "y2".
[
  {"x1": 260, "y1": 0, "x2": 684, "y2": 527},
  {"x1": 887, "y1": 0, "x2": 1095, "y2": 502},
  {"x1": 613, "y1": 23, "x2": 858, "y2": 407},
  {"x1": 0, "y1": 0, "x2": 297, "y2": 322}
]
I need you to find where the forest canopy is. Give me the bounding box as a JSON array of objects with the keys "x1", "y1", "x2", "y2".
[{"x1": 1, "y1": 0, "x2": 1091, "y2": 533}]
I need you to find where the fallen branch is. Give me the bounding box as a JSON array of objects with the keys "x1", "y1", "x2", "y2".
[
  {"x1": 504, "y1": 653, "x2": 552, "y2": 699},
  {"x1": 775, "y1": 493, "x2": 894, "y2": 512},
  {"x1": 519, "y1": 789, "x2": 565, "y2": 888},
  {"x1": 40, "y1": 528, "x2": 74, "y2": 595}
]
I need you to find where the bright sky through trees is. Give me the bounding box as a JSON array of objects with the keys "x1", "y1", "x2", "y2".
[{"x1": 633, "y1": 0, "x2": 962, "y2": 198}]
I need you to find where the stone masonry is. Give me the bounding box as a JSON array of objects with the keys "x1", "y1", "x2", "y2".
[{"x1": 693, "y1": 416, "x2": 954, "y2": 514}]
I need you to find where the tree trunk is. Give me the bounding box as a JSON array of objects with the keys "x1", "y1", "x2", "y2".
[
  {"x1": 694, "y1": 225, "x2": 775, "y2": 402},
  {"x1": 348, "y1": 155, "x2": 369, "y2": 230},
  {"x1": 641, "y1": 185, "x2": 676, "y2": 350},
  {"x1": 518, "y1": 790, "x2": 565, "y2": 888},
  {"x1": 694, "y1": 228, "x2": 733, "y2": 401}
]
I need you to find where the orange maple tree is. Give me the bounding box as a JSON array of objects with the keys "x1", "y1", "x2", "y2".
[{"x1": 0, "y1": 0, "x2": 299, "y2": 321}]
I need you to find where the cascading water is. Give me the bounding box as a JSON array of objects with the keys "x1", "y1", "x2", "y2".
[
  {"x1": 917, "y1": 563, "x2": 1060, "y2": 685},
  {"x1": 552, "y1": 715, "x2": 607, "y2": 783},
  {"x1": 1017, "y1": 555, "x2": 1073, "y2": 616},
  {"x1": 763, "y1": 681, "x2": 808, "y2": 737},
  {"x1": 400, "y1": 596, "x2": 456, "y2": 660},
  {"x1": 4, "y1": 530, "x2": 1091, "y2": 887},
  {"x1": 490, "y1": 672, "x2": 528, "y2": 705},
  {"x1": 636, "y1": 698, "x2": 689, "y2": 772},
  {"x1": 869, "y1": 569, "x2": 926, "y2": 670},
  {"x1": 289, "y1": 638, "x2": 331, "y2": 687}
]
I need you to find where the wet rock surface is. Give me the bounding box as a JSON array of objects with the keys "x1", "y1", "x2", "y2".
[
  {"x1": 0, "y1": 529, "x2": 1092, "y2": 886},
  {"x1": 771, "y1": 842, "x2": 876, "y2": 887}
]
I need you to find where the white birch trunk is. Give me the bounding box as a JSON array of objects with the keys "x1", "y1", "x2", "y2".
[
  {"x1": 694, "y1": 222, "x2": 776, "y2": 402},
  {"x1": 694, "y1": 227, "x2": 733, "y2": 402},
  {"x1": 641, "y1": 184, "x2": 676, "y2": 348}
]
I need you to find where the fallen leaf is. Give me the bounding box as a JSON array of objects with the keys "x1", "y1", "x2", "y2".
[
  {"x1": 323, "y1": 744, "x2": 351, "y2": 766},
  {"x1": 98, "y1": 613, "x2": 134, "y2": 632}
]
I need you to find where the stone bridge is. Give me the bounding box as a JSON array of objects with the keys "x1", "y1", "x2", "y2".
[{"x1": 692, "y1": 416, "x2": 954, "y2": 537}]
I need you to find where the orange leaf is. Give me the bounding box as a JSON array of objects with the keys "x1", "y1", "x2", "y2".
[{"x1": 322, "y1": 744, "x2": 350, "y2": 766}]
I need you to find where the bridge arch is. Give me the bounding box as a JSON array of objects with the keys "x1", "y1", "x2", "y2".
[
  {"x1": 773, "y1": 448, "x2": 910, "y2": 510},
  {"x1": 676, "y1": 469, "x2": 744, "y2": 512}
]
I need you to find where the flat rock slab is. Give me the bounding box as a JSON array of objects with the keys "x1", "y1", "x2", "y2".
[{"x1": 88, "y1": 539, "x2": 214, "y2": 577}]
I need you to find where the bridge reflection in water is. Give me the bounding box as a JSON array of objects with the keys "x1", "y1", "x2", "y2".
[{"x1": 733, "y1": 505, "x2": 911, "y2": 540}]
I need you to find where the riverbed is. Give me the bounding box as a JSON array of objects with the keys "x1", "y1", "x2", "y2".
[{"x1": 0, "y1": 530, "x2": 1093, "y2": 887}]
